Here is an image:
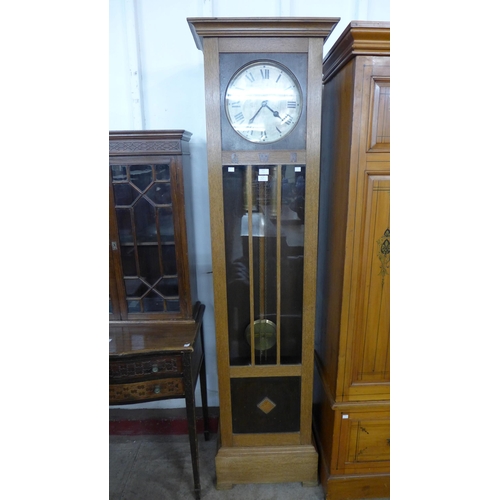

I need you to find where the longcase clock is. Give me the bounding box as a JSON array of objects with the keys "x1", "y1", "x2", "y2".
[{"x1": 188, "y1": 17, "x2": 339, "y2": 488}]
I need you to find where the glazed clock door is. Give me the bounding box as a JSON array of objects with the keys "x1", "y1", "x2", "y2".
[
  {"x1": 223, "y1": 164, "x2": 306, "y2": 368},
  {"x1": 223, "y1": 163, "x2": 307, "y2": 435}
]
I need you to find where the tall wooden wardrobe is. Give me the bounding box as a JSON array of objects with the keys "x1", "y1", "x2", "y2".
[{"x1": 313, "y1": 22, "x2": 390, "y2": 500}]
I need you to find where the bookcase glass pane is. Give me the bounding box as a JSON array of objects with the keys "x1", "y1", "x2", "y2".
[
  {"x1": 137, "y1": 246, "x2": 161, "y2": 283},
  {"x1": 166, "y1": 300, "x2": 180, "y2": 312},
  {"x1": 130, "y1": 165, "x2": 153, "y2": 191},
  {"x1": 159, "y1": 208, "x2": 175, "y2": 242},
  {"x1": 120, "y1": 245, "x2": 136, "y2": 276},
  {"x1": 111, "y1": 165, "x2": 127, "y2": 181},
  {"x1": 143, "y1": 291, "x2": 164, "y2": 312},
  {"x1": 124, "y1": 278, "x2": 148, "y2": 298},
  {"x1": 115, "y1": 208, "x2": 133, "y2": 244},
  {"x1": 134, "y1": 198, "x2": 157, "y2": 243},
  {"x1": 155, "y1": 163, "x2": 170, "y2": 181},
  {"x1": 113, "y1": 183, "x2": 139, "y2": 206},
  {"x1": 146, "y1": 183, "x2": 171, "y2": 205},
  {"x1": 162, "y1": 245, "x2": 177, "y2": 275},
  {"x1": 156, "y1": 277, "x2": 179, "y2": 297}
]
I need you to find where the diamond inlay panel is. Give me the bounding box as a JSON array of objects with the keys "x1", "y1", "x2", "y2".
[
  {"x1": 230, "y1": 377, "x2": 301, "y2": 434},
  {"x1": 257, "y1": 397, "x2": 276, "y2": 414}
]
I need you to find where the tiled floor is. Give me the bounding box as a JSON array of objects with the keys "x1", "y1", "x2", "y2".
[{"x1": 110, "y1": 433, "x2": 389, "y2": 500}]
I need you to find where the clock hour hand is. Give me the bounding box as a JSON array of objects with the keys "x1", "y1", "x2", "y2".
[{"x1": 248, "y1": 101, "x2": 267, "y2": 124}]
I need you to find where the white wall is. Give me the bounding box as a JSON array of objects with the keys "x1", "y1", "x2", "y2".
[{"x1": 109, "y1": 0, "x2": 390, "y2": 410}]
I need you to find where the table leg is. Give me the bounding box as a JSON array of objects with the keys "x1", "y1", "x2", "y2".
[
  {"x1": 199, "y1": 324, "x2": 210, "y2": 441},
  {"x1": 184, "y1": 352, "x2": 201, "y2": 500}
]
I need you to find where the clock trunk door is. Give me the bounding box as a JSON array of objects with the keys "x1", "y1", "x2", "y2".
[{"x1": 222, "y1": 163, "x2": 307, "y2": 434}]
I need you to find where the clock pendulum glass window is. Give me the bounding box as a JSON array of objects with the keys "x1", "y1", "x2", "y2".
[{"x1": 223, "y1": 163, "x2": 305, "y2": 368}]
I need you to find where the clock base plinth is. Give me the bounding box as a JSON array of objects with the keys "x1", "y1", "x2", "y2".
[{"x1": 214, "y1": 443, "x2": 318, "y2": 488}]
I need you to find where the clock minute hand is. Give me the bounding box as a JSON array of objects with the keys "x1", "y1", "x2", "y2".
[
  {"x1": 263, "y1": 102, "x2": 283, "y2": 120},
  {"x1": 249, "y1": 101, "x2": 267, "y2": 124}
]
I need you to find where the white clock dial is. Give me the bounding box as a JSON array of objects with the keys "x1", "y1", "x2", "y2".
[{"x1": 225, "y1": 61, "x2": 303, "y2": 144}]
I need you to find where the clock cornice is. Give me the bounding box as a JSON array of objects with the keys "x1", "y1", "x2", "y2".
[{"x1": 187, "y1": 17, "x2": 339, "y2": 50}]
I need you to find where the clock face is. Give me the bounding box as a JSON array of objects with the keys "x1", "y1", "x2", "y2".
[{"x1": 224, "y1": 61, "x2": 303, "y2": 144}]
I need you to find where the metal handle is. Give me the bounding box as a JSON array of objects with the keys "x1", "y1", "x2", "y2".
[
  {"x1": 154, "y1": 385, "x2": 161, "y2": 394},
  {"x1": 111, "y1": 241, "x2": 118, "y2": 251},
  {"x1": 152, "y1": 365, "x2": 159, "y2": 373}
]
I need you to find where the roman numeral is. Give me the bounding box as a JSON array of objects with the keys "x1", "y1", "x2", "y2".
[
  {"x1": 260, "y1": 68, "x2": 269, "y2": 79},
  {"x1": 283, "y1": 114, "x2": 293, "y2": 125},
  {"x1": 246, "y1": 73, "x2": 255, "y2": 83},
  {"x1": 261, "y1": 131, "x2": 267, "y2": 141},
  {"x1": 231, "y1": 101, "x2": 241, "y2": 108},
  {"x1": 275, "y1": 73, "x2": 282, "y2": 83},
  {"x1": 287, "y1": 101, "x2": 297, "y2": 108},
  {"x1": 234, "y1": 112, "x2": 244, "y2": 123}
]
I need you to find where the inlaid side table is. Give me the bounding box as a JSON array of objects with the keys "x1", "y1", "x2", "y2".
[{"x1": 109, "y1": 302, "x2": 209, "y2": 499}]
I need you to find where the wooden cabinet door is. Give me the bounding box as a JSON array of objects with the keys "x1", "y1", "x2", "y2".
[
  {"x1": 342, "y1": 59, "x2": 390, "y2": 401},
  {"x1": 334, "y1": 408, "x2": 390, "y2": 474}
]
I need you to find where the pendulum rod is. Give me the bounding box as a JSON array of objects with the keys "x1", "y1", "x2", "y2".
[
  {"x1": 246, "y1": 165, "x2": 255, "y2": 366},
  {"x1": 275, "y1": 165, "x2": 282, "y2": 365},
  {"x1": 259, "y1": 177, "x2": 266, "y2": 324},
  {"x1": 259, "y1": 176, "x2": 266, "y2": 363}
]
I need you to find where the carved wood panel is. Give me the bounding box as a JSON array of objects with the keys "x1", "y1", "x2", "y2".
[
  {"x1": 336, "y1": 409, "x2": 390, "y2": 473},
  {"x1": 367, "y1": 77, "x2": 390, "y2": 152},
  {"x1": 346, "y1": 173, "x2": 390, "y2": 399}
]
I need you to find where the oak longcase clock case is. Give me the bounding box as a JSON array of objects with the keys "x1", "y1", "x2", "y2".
[{"x1": 188, "y1": 17, "x2": 339, "y2": 488}]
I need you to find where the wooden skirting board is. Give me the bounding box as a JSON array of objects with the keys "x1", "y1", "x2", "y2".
[{"x1": 109, "y1": 407, "x2": 219, "y2": 436}]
